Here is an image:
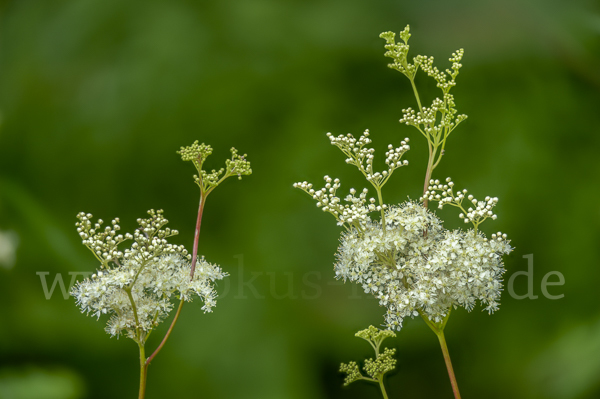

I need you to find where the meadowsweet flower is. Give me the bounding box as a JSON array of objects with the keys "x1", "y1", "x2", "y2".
[
  {"x1": 334, "y1": 202, "x2": 512, "y2": 330},
  {"x1": 71, "y1": 141, "x2": 250, "y2": 399},
  {"x1": 71, "y1": 210, "x2": 226, "y2": 340},
  {"x1": 295, "y1": 25, "x2": 514, "y2": 399}
]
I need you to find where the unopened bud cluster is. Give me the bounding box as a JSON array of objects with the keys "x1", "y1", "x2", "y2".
[
  {"x1": 178, "y1": 141, "x2": 252, "y2": 193},
  {"x1": 326, "y1": 130, "x2": 410, "y2": 188},
  {"x1": 76, "y1": 210, "x2": 188, "y2": 268},
  {"x1": 294, "y1": 129, "x2": 411, "y2": 229},
  {"x1": 382, "y1": 25, "x2": 467, "y2": 166},
  {"x1": 380, "y1": 26, "x2": 464, "y2": 94},
  {"x1": 294, "y1": 178, "x2": 382, "y2": 227},
  {"x1": 422, "y1": 177, "x2": 499, "y2": 229},
  {"x1": 340, "y1": 326, "x2": 397, "y2": 386}
]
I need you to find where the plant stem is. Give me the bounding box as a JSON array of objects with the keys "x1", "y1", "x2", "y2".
[
  {"x1": 145, "y1": 192, "x2": 206, "y2": 366},
  {"x1": 378, "y1": 379, "x2": 389, "y2": 399},
  {"x1": 138, "y1": 342, "x2": 148, "y2": 399},
  {"x1": 409, "y1": 78, "x2": 423, "y2": 112},
  {"x1": 436, "y1": 330, "x2": 462, "y2": 399},
  {"x1": 408, "y1": 75, "x2": 438, "y2": 211},
  {"x1": 145, "y1": 300, "x2": 184, "y2": 366},
  {"x1": 422, "y1": 143, "x2": 434, "y2": 209},
  {"x1": 376, "y1": 187, "x2": 386, "y2": 233},
  {"x1": 189, "y1": 193, "x2": 206, "y2": 278},
  {"x1": 125, "y1": 288, "x2": 140, "y2": 328},
  {"x1": 420, "y1": 312, "x2": 461, "y2": 399}
]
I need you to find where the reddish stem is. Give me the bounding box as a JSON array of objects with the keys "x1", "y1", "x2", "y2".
[
  {"x1": 189, "y1": 193, "x2": 206, "y2": 278},
  {"x1": 145, "y1": 300, "x2": 184, "y2": 366},
  {"x1": 437, "y1": 331, "x2": 462, "y2": 399},
  {"x1": 145, "y1": 193, "x2": 206, "y2": 365}
]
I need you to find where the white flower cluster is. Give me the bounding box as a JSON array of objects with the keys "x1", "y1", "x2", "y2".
[
  {"x1": 293, "y1": 178, "x2": 381, "y2": 227},
  {"x1": 422, "y1": 177, "x2": 499, "y2": 229},
  {"x1": 419, "y1": 49, "x2": 464, "y2": 92},
  {"x1": 76, "y1": 210, "x2": 189, "y2": 267},
  {"x1": 326, "y1": 130, "x2": 410, "y2": 188},
  {"x1": 71, "y1": 210, "x2": 226, "y2": 339},
  {"x1": 334, "y1": 201, "x2": 512, "y2": 330},
  {"x1": 399, "y1": 98, "x2": 467, "y2": 133},
  {"x1": 294, "y1": 130, "x2": 411, "y2": 229}
]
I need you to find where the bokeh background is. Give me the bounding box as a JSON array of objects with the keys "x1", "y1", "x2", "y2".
[{"x1": 1, "y1": 0, "x2": 599, "y2": 398}]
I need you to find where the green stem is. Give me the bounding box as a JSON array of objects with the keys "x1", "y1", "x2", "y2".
[
  {"x1": 419, "y1": 311, "x2": 439, "y2": 334},
  {"x1": 378, "y1": 378, "x2": 389, "y2": 399},
  {"x1": 407, "y1": 74, "x2": 441, "y2": 211},
  {"x1": 376, "y1": 187, "x2": 386, "y2": 232},
  {"x1": 410, "y1": 78, "x2": 423, "y2": 112},
  {"x1": 436, "y1": 330, "x2": 462, "y2": 399},
  {"x1": 420, "y1": 311, "x2": 460, "y2": 398},
  {"x1": 125, "y1": 288, "x2": 140, "y2": 328},
  {"x1": 138, "y1": 342, "x2": 148, "y2": 399},
  {"x1": 422, "y1": 142, "x2": 435, "y2": 209}
]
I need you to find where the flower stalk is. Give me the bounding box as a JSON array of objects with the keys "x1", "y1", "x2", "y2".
[
  {"x1": 138, "y1": 342, "x2": 148, "y2": 399},
  {"x1": 71, "y1": 141, "x2": 251, "y2": 399},
  {"x1": 378, "y1": 379, "x2": 389, "y2": 399},
  {"x1": 295, "y1": 25, "x2": 513, "y2": 398},
  {"x1": 436, "y1": 330, "x2": 461, "y2": 399},
  {"x1": 145, "y1": 193, "x2": 205, "y2": 367}
]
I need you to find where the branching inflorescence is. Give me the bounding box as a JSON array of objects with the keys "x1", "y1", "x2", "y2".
[
  {"x1": 72, "y1": 141, "x2": 251, "y2": 399},
  {"x1": 340, "y1": 326, "x2": 397, "y2": 399},
  {"x1": 294, "y1": 25, "x2": 512, "y2": 399},
  {"x1": 72, "y1": 210, "x2": 224, "y2": 340}
]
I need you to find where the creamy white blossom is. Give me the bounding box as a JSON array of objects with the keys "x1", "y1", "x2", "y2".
[
  {"x1": 71, "y1": 210, "x2": 227, "y2": 339},
  {"x1": 333, "y1": 201, "x2": 512, "y2": 330}
]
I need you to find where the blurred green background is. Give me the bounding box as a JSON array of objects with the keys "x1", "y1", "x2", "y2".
[{"x1": 1, "y1": 0, "x2": 599, "y2": 398}]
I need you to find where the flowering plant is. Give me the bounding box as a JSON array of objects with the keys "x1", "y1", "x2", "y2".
[
  {"x1": 295, "y1": 25, "x2": 512, "y2": 398},
  {"x1": 340, "y1": 326, "x2": 397, "y2": 399},
  {"x1": 71, "y1": 142, "x2": 251, "y2": 398}
]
